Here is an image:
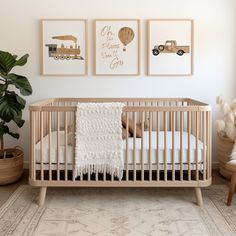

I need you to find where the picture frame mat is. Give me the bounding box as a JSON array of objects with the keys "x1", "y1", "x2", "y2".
[
  {"x1": 94, "y1": 19, "x2": 141, "y2": 76},
  {"x1": 147, "y1": 19, "x2": 194, "y2": 76},
  {"x1": 41, "y1": 19, "x2": 88, "y2": 76}
]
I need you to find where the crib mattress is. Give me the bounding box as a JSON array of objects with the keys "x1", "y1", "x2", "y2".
[{"x1": 34, "y1": 131, "x2": 206, "y2": 165}]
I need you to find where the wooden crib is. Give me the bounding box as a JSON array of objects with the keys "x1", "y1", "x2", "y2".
[{"x1": 29, "y1": 98, "x2": 212, "y2": 206}]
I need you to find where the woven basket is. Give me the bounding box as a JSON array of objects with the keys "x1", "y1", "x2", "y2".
[
  {"x1": 0, "y1": 148, "x2": 24, "y2": 185},
  {"x1": 217, "y1": 132, "x2": 235, "y2": 179}
]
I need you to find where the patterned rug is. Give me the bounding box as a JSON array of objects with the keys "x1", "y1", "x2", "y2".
[{"x1": 0, "y1": 185, "x2": 235, "y2": 236}]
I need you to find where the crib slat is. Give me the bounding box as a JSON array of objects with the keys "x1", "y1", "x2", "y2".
[
  {"x1": 49, "y1": 112, "x2": 52, "y2": 181},
  {"x1": 111, "y1": 99, "x2": 116, "y2": 181},
  {"x1": 199, "y1": 112, "x2": 202, "y2": 142},
  {"x1": 103, "y1": 168, "x2": 106, "y2": 181},
  {"x1": 145, "y1": 102, "x2": 147, "y2": 125},
  {"x1": 209, "y1": 111, "x2": 212, "y2": 179},
  {"x1": 73, "y1": 112, "x2": 76, "y2": 181},
  {"x1": 182, "y1": 101, "x2": 185, "y2": 131},
  {"x1": 71, "y1": 112, "x2": 76, "y2": 181},
  {"x1": 141, "y1": 112, "x2": 144, "y2": 181},
  {"x1": 180, "y1": 111, "x2": 183, "y2": 181},
  {"x1": 164, "y1": 111, "x2": 167, "y2": 181},
  {"x1": 31, "y1": 112, "x2": 36, "y2": 181},
  {"x1": 126, "y1": 112, "x2": 129, "y2": 181},
  {"x1": 169, "y1": 102, "x2": 171, "y2": 131},
  {"x1": 156, "y1": 110, "x2": 159, "y2": 181},
  {"x1": 203, "y1": 112, "x2": 206, "y2": 181},
  {"x1": 64, "y1": 112, "x2": 68, "y2": 181},
  {"x1": 133, "y1": 112, "x2": 136, "y2": 181},
  {"x1": 172, "y1": 111, "x2": 175, "y2": 181},
  {"x1": 175, "y1": 102, "x2": 178, "y2": 131},
  {"x1": 188, "y1": 112, "x2": 191, "y2": 181},
  {"x1": 149, "y1": 112, "x2": 152, "y2": 181},
  {"x1": 196, "y1": 112, "x2": 199, "y2": 181},
  {"x1": 57, "y1": 112, "x2": 60, "y2": 181},
  {"x1": 40, "y1": 112, "x2": 44, "y2": 181},
  {"x1": 206, "y1": 112, "x2": 210, "y2": 180}
]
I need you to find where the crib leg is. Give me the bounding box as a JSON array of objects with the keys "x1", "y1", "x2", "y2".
[
  {"x1": 194, "y1": 187, "x2": 203, "y2": 206},
  {"x1": 38, "y1": 187, "x2": 47, "y2": 206}
]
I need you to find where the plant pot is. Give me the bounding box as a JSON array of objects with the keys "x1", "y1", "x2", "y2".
[
  {"x1": 0, "y1": 148, "x2": 24, "y2": 185},
  {"x1": 217, "y1": 132, "x2": 235, "y2": 179}
]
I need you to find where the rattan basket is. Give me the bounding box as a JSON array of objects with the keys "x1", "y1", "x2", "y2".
[
  {"x1": 217, "y1": 132, "x2": 235, "y2": 179},
  {"x1": 0, "y1": 148, "x2": 24, "y2": 185}
]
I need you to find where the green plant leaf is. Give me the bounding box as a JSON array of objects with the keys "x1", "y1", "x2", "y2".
[
  {"x1": 0, "y1": 50, "x2": 31, "y2": 142},
  {"x1": 0, "y1": 73, "x2": 7, "y2": 80},
  {"x1": 8, "y1": 131, "x2": 19, "y2": 139},
  {"x1": 16, "y1": 94, "x2": 26, "y2": 108},
  {"x1": 0, "y1": 65, "x2": 5, "y2": 76},
  {"x1": 0, "y1": 94, "x2": 22, "y2": 123},
  {"x1": 0, "y1": 51, "x2": 16, "y2": 74},
  {"x1": 0, "y1": 83, "x2": 8, "y2": 96},
  {"x1": 0, "y1": 93, "x2": 25, "y2": 127},
  {"x1": 11, "y1": 108, "x2": 24, "y2": 127},
  {"x1": 8, "y1": 73, "x2": 32, "y2": 96},
  {"x1": 14, "y1": 54, "x2": 29, "y2": 67},
  {"x1": 0, "y1": 122, "x2": 19, "y2": 139},
  {"x1": 13, "y1": 115, "x2": 25, "y2": 128},
  {"x1": 7, "y1": 91, "x2": 26, "y2": 109},
  {"x1": 0, "y1": 122, "x2": 9, "y2": 138}
]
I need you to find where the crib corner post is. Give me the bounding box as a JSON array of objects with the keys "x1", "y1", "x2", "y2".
[
  {"x1": 38, "y1": 187, "x2": 47, "y2": 206},
  {"x1": 194, "y1": 187, "x2": 203, "y2": 206}
]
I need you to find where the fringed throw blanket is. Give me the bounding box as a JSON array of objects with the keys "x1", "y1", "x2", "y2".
[{"x1": 75, "y1": 103, "x2": 125, "y2": 180}]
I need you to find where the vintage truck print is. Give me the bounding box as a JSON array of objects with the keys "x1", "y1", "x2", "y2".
[
  {"x1": 45, "y1": 35, "x2": 84, "y2": 60},
  {"x1": 152, "y1": 40, "x2": 190, "y2": 56}
]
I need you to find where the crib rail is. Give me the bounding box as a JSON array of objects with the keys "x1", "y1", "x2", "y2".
[
  {"x1": 30, "y1": 97, "x2": 210, "y2": 110},
  {"x1": 29, "y1": 98, "x2": 212, "y2": 188}
]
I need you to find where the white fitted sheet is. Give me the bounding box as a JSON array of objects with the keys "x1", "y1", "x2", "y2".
[{"x1": 35, "y1": 131, "x2": 206, "y2": 165}]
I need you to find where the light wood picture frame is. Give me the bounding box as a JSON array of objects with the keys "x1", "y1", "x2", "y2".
[
  {"x1": 94, "y1": 19, "x2": 140, "y2": 76},
  {"x1": 42, "y1": 19, "x2": 88, "y2": 76},
  {"x1": 148, "y1": 19, "x2": 194, "y2": 76}
]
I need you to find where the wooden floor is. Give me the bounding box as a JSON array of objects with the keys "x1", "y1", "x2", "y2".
[{"x1": 0, "y1": 170, "x2": 230, "y2": 208}]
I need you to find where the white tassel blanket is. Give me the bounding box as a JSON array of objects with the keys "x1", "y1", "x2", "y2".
[{"x1": 75, "y1": 102, "x2": 125, "y2": 180}]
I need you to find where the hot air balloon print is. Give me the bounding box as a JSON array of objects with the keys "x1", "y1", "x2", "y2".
[{"x1": 118, "y1": 27, "x2": 135, "y2": 51}]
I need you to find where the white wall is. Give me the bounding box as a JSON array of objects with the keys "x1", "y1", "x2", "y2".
[{"x1": 0, "y1": 0, "x2": 236, "y2": 165}]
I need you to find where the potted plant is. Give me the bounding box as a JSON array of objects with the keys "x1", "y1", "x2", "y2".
[
  {"x1": 0, "y1": 50, "x2": 32, "y2": 185},
  {"x1": 216, "y1": 95, "x2": 236, "y2": 179}
]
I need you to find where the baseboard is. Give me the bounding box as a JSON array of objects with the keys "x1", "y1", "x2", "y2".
[{"x1": 24, "y1": 161, "x2": 220, "y2": 170}]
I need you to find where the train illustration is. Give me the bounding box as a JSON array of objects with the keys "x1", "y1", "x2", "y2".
[{"x1": 45, "y1": 35, "x2": 84, "y2": 60}]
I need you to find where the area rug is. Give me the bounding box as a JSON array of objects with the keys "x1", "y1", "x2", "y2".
[{"x1": 0, "y1": 185, "x2": 235, "y2": 236}]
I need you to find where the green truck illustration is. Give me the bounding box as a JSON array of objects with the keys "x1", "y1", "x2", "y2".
[{"x1": 152, "y1": 40, "x2": 190, "y2": 56}]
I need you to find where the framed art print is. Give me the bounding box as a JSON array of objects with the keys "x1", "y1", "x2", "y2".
[
  {"x1": 95, "y1": 19, "x2": 140, "y2": 75},
  {"x1": 42, "y1": 19, "x2": 87, "y2": 76},
  {"x1": 148, "y1": 19, "x2": 193, "y2": 76}
]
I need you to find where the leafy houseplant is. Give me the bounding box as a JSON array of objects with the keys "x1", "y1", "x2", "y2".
[{"x1": 0, "y1": 50, "x2": 32, "y2": 184}]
